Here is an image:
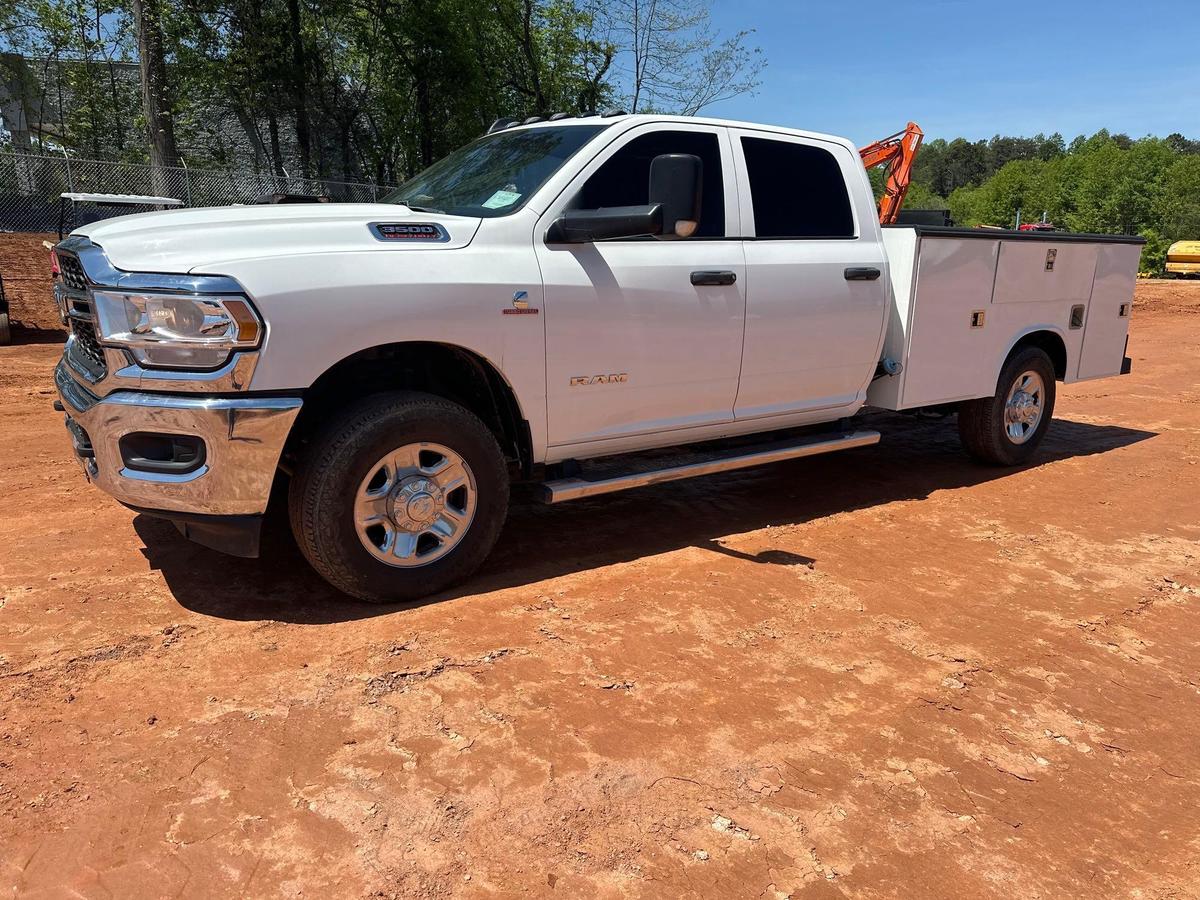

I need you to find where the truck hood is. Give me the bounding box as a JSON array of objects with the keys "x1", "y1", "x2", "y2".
[{"x1": 74, "y1": 203, "x2": 482, "y2": 274}]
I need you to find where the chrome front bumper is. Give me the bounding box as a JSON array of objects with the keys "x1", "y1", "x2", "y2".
[{"x1": 55, "y1": 360, "x2": 301, "y2": 517}]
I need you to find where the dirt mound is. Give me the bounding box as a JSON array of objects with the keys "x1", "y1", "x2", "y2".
[
  {"x1": 1135, "y1": 277, "x2": 1200, "y2": 316},
  {"x1": 0, "y1": 232, "x2": 64, "y2": 337}
]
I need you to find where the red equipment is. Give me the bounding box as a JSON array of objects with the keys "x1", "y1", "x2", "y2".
[{"x1": 859, "y1": 121, "x2": 924, "y2": 225}]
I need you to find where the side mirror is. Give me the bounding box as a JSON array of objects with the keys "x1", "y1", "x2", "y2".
[
  {"x1": 547, "y1": 205, "x2": 664, "y2": 243},
  {"x1": 650, "y1": 153, "x2": 703, "y2": 238}
]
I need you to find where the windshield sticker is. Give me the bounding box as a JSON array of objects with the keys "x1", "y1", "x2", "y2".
[
  {"x1": 482, "y1": 189, "x2": 522, "y2": 210},
  {"x1": 369, "y1": 223, "x2": 450, "y2": 242}
]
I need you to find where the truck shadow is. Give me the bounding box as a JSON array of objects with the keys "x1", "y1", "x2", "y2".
[
  {"x1": 8, "y1": 324, "x2": 67, "y2": 345},
  {"x1": 134, "y1": 413, "x2": 1157, "y2": 624}
]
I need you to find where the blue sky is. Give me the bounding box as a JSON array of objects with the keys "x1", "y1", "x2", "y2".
[{"x1": 703, "y1": 0, "x2": 1198, "y2": 145}]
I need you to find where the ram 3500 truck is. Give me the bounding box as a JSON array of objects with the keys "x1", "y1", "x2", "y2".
[{"x1": 51, "y1": 114, "x2": 1142, "y2": 602}]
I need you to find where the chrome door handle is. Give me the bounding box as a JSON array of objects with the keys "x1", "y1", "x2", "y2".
[
  {"x1": 691, "y1": 270, "x2": 737, "y2": 286},
  {"x1": 844, "y1": 267, "x2": 881, "y2": 281}
]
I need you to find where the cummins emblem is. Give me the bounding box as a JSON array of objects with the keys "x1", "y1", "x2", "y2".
[
  {"x1": 369, "y1": 222, "x2": 450, "y2": 242},
  {"x1": 501, "y1": 289, "x2": 539, "y2": 315},
  {"x1": 570, "y1": 374, "x2": 628, "y2": 386}
]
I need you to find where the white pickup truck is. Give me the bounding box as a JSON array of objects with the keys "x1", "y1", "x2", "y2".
[{"x1": 51, "y1": 113, "x2": 1142, "y2": 602}]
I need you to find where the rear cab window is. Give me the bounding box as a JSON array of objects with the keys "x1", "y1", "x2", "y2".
[{"x1": 738, "y1": 135, "x2": 856, "y2": 239}]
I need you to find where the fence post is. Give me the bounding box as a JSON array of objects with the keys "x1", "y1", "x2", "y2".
[{"x1": 180, "y1": 157, "x2": 193, "y2": 207}]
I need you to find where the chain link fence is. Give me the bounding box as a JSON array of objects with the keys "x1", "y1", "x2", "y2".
[{"x1": 0, "y1": 152, "x2": 397, "y2": 234}]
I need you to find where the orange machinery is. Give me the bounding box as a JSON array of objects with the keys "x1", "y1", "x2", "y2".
[{"x1": 859, "y1": 121, "x2": 924, "y2": 225}]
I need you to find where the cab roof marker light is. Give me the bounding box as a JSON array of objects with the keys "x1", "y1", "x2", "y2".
[
  {"x1": 548, "y1": 112, "x2": 571, "y2": 121},
  {"x1": 521, "y1": 116, "x2": 545, "y2": 125},
  {"x1": 487, "y1": 117, "x2": 519, "y2": 134}
]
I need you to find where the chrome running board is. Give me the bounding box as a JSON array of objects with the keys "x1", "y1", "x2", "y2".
[{"x1": 540, "y1": 430, "x2": 881, "y2": 504}]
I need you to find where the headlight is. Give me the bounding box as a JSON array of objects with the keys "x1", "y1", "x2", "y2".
[{"x1": 91, "y1": 290, "x2": 262, "y2": 369}]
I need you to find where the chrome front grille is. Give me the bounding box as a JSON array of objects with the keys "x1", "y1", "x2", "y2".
[
  {"x1": 59, "y1": 253, "x2": 88, "y2": 291},
  {"x1": 70, "y1": 316, "x2": 106, "y2": 372},
  {"x1": 58, "y1": 250, "x2": 108, "y2": 381}
]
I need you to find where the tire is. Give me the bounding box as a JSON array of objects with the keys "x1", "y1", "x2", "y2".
[
  {"x1": 289, "y1": 391, "x2": 510, "y2": 603},
  {"x1": 958, "y1": 347, "x2": 1057, "y2": 466},
  {"x1": 0, "y1": 312, "x2": 10, "y2": 345}
]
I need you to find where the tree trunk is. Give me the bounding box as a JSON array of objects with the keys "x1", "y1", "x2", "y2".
[
  {"x1": 341, "y1": 120, "x2": 353, "y2": 182},
  {"x1": 96, "y1": 7, "x2": 126, "y2": 152},
  {"x1": 105, "y1": 60, "x2": 126, "y2": 152},
  {"x1": 286, "y1": 0, "x2": 313, "y2": 178},
  {"x1": 519, "y1": 0, "x2": 544, "y2": 113},
  {"x1": 232, "y1": 105, "x2": 270, "y2": 174},
  {"x1": 267, "y1": 110, "x2": 285, "y2": 178},
  {"x1": 416, "y1": 76, "x2": 433, "y2": 169},
  {"x1": 131, "y1": 0, "x2": 180, "y2": 196},
  {"x1": 582, "y1": 46, "x2": 614, "y2": 113}
]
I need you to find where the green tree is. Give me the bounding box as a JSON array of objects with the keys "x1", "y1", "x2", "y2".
[
  {"x1": 1155, "y1": 155, "x2": 1200, "y2": 239},
  {"x1": 900, "y1": 181, "x2": 946, "y2": 210}
]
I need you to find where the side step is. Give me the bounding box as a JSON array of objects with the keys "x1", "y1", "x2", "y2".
[{"x1": 540, "y1": 430, "x2": 881, "y2": 504}]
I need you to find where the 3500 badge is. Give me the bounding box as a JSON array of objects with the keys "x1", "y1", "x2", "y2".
[{"x1": 369, "y1": 222, "x2": 450, "y2": 242}]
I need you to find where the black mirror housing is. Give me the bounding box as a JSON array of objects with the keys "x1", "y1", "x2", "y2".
[
  {"x1": 547, "y1": 204, "x2": 664, "y2": 243},
  {"x1": 649, "y1": 154, "x2": 703, "y2": 238}
]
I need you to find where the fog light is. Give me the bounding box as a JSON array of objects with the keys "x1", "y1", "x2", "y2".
[{"x1": 119, "y1": 432, "x2": 206, "y2": 475}]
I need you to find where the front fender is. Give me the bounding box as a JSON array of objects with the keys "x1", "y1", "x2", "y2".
[{"x1": 219, "y1": 243, "x2": 549, "y2": 461}]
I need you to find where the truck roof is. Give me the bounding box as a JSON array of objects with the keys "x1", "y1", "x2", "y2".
[{"x1": 500, "y1": 113, "x2": 860, "y2": 155}]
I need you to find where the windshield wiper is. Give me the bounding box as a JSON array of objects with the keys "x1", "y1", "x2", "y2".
[{"x1": 394, "y1": 200, "x2": 446, "y2": 214}]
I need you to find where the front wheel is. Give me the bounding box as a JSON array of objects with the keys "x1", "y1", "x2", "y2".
[
  {"x1": 289, "y1": 392, "x2": 510, "y2": 602},
  {"x1": 958, "y1": 347, "x2": 1057, "y2": 466}
]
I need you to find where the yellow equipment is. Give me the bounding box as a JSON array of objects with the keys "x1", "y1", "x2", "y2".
[{"x1": 1166, "y1": 240, "x2": 1200, "y2": 277}]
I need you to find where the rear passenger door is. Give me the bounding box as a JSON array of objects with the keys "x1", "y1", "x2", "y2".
[{"x1": 731, "y1": 130, "x2": 888, "y2": 421}]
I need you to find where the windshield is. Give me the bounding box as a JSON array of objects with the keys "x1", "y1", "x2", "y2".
[{"x1": 382, "y1": 124, "x2": 608, "y2": 218}]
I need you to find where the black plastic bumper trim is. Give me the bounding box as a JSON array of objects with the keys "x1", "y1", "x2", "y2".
[{"x1": 122, "y1": 504, "x2": 263, "y2": 558}]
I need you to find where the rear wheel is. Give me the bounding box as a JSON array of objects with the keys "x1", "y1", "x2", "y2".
[
  {"x1": 958, "y1": 347, "x2": 1057, "y2": 466},
  {"x1": 0, "y1": 311, "x2": 10, "y2": 345},
  {"x1": 289, "y1": 391, "x2": 510, "y2": 602}
]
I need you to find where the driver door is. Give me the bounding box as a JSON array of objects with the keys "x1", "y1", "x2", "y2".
[{"x1": 534, "y1": 123, "x2": 746, "y2": 454}]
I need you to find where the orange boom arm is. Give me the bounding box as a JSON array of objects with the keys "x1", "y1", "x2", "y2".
[{"x1": 859, "y1": 121, "x2": 924, "y2": 225}]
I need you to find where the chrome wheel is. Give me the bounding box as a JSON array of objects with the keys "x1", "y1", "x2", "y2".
[
  {"x1": 1003, "y1": 370, "x2": 1045, "y2": 444},
  {"x1": 353, "y1": 442, "x2": 476, "y2": 567}
]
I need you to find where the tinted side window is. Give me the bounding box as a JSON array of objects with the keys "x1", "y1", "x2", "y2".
[
  {"x1": 741, "y1": 137, "x2": 854, "y2": 238},
  {"x1": 578, "y1": 130, "x2": 725, "y2": 238}
]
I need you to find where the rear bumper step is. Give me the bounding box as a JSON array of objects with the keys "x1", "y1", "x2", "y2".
[{"x1": 540, "y1": 430, "x2": 881, "y2": 504}]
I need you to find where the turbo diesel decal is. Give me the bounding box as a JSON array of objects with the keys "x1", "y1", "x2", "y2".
[{"x1": 369, "y1": 222, "x2": 451, "y2": 242}]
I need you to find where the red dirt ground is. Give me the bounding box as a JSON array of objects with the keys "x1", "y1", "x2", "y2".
[
  {"x1": 1, "y1": 232, "x2": 1199, "y2": 897},
  {"x1": 0, "y1": 232, "x2": 64, "y2": 337}
]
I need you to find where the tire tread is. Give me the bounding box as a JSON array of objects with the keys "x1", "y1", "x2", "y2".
[
  {"x1": 957, "y1": 347, "x2": 1056, "y2": 466},
  {"x1": 288, "y1": 391, "x2": 509, "y2": 602}
]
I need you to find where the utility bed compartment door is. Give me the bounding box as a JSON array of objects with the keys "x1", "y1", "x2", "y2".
[
  {"x1": 894, "y1": 236, "x2": 1001, "y2": 406},
  {"x1": 1078, "y1": 244, "x2": 1139, "y2": 379},
  {"x1": 992, "y1": 241, "x2": 1098, "y2": 306}
]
